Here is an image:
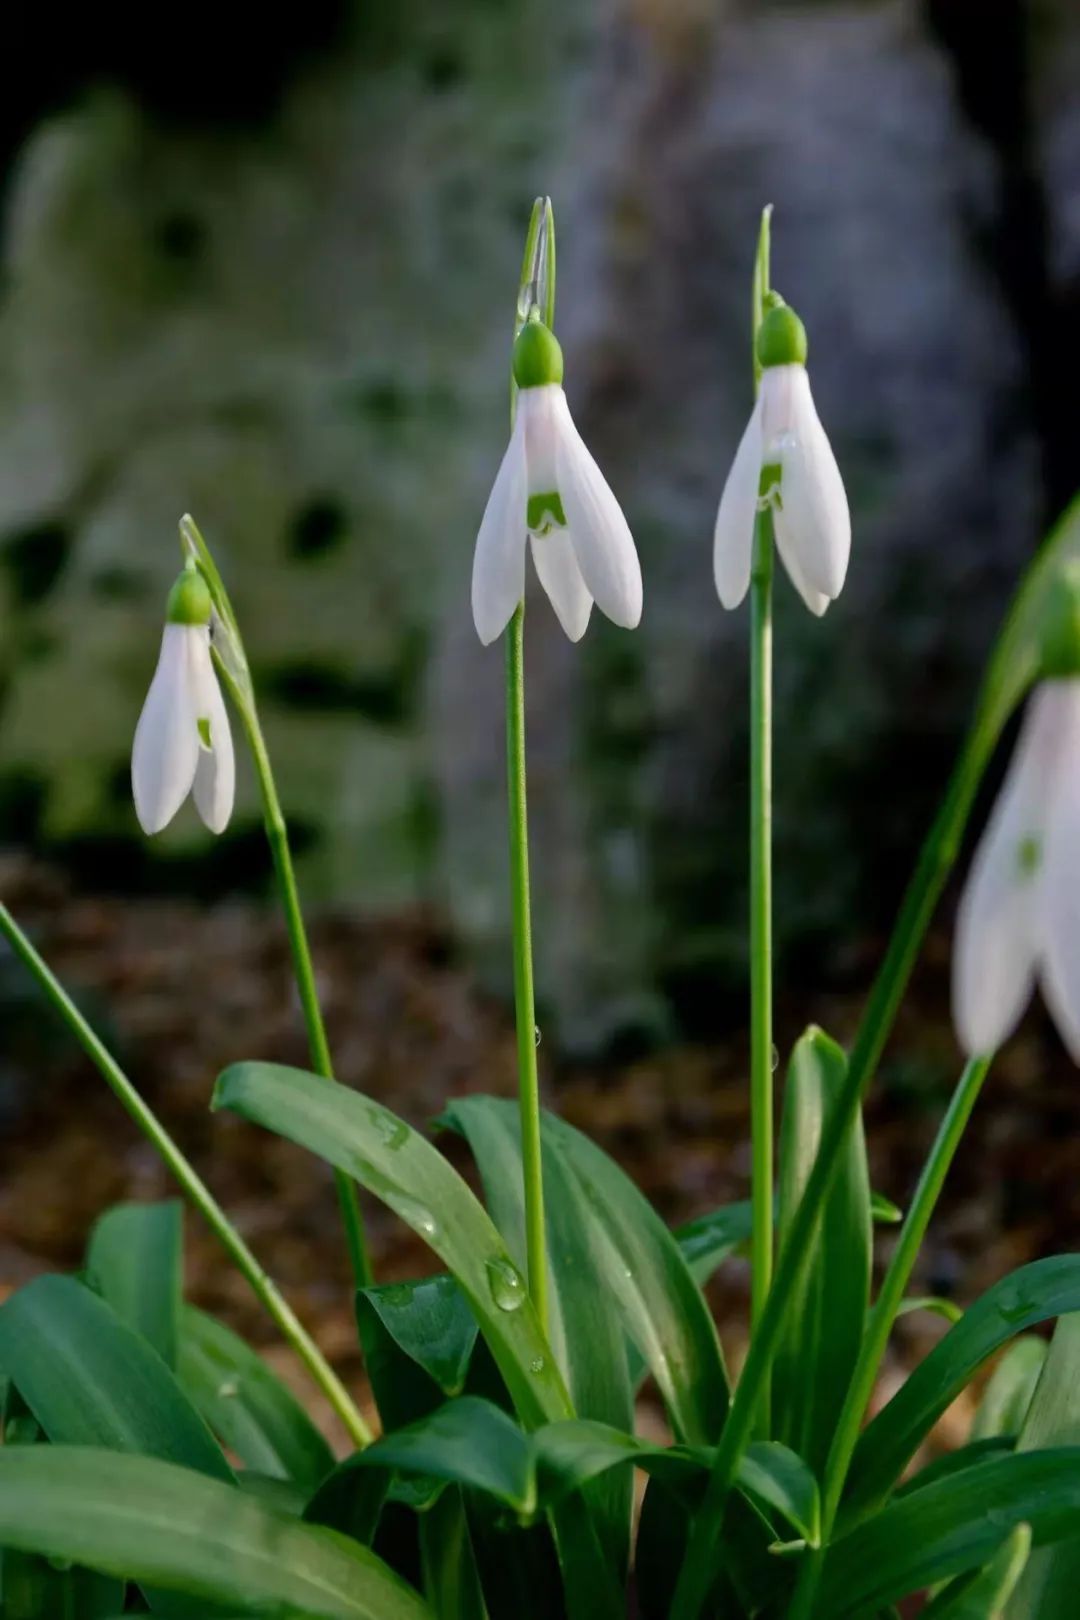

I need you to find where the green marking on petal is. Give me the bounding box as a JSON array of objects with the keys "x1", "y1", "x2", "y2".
[
  {"x1": 197, "y1": 717, "x2": 213, "y2": 750},
  {"x1": 527, "y1": 491, "x2": 567, "y2": 535},
  {"x1": 1017, "y1": 834, "x2": 1042, "y2": 877}
]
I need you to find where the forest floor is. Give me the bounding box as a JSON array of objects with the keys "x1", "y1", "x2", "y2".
[{"x1": 3, "y1": 855, "x2": 1078, "y2": 1458}]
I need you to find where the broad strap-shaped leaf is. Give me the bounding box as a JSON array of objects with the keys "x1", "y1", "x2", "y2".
[
  {"x1": 85, "y1": 1200, "x2": 183, "y2": 1369},
  {"x1": 673, "y1": 1202, "x2": 752, "y2": 1287},
  {"x1": 774, "y1": 1028, "x2": 871, "y2": 1476},
  {"x1": 0, "y1": 1446, "x2": 432, "y2": 1619},
  {"x1": 522, "y1": 1103, "x2": 727, "y2": 1445},
  {"x1": 440, "y1": 1096, "x2": 633, "y2": 1576},
  {"x1": 417, "y1": 1487, "x2": 486, "y2": 1620},
  {"x1": 818, "y1": 1448, "x2": 1080, "y2": 1618},
  {"x1": 342, "y1": 1398, "x2": 819, "y2": 1549},
  {"x1": 1004, "y1": 1314, "x2": 1080, "y2": 1617},
  {"x1": 924, "y1": 1523, "x2": 1031, "y2": 1618},
  {"x1": 178, "y1": 1305, "x2": 335, "y2": 1492},
  {"x1": 213, "y1": 1065, "x2": 571, "y2": 1432},
  {"x1": 0, "y1": 1551, "x2": 123, "y2": 1619},
  {"x1": 844, "y1": 1257, "x2": 1080, "y2": 1523},
  {"x1": 348, "y1": 1396, "x2": 533, "y2": 1513},
  {"x1": 0, "y1": 1275, "x2": 232, "y2": 1482},
  {"x1": 970, "y1": 1335, "x2": 1047, "y2": 1443},
  {"x1": 358, "y1": 1276, "x2": 477, "y2": 1403}
]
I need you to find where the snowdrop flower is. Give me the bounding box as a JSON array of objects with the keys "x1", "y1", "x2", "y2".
[
  {"x1": 953, "y1": 680, "x2": 1080, "y2": 1060},
  {"x1": 131, "y1": 566, "x2": 235, "y2": 835},
  {"x1": 714, "y1": 301, "x2": 850, "y2": 615},
  {"x1": 471, "y1": 317, "x2": 643, "y2": 644}
]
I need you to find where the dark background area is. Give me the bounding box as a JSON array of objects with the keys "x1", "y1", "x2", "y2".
[{"x1": 2, "y1": 0, "x2": 1080, "y2": 1434}]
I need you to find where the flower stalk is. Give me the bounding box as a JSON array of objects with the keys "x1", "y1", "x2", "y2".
[
  {"x1": 505, "y1": 198, "x2": 557, "y2": 1334},
  {"x1": 180, "y1": 516, "x2": 373, "y2": 1293},
  {"x1": 0, "y1": 901, "x2": 373, "y2": 1447}
]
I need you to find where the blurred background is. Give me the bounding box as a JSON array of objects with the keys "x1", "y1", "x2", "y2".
[{"x1": 2, "y1": 0, "x2": 1080, "y2": 1434}]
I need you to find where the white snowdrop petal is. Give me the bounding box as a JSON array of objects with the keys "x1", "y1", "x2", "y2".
[
  {"x1": 551, "y1": 390, "x2": 643, "y2": 629},
  {"x1": 952, "y1": 686, "x2": 1063, "y2": 1055},
  {"x1": 1036, "y1": 684, "x2": 1080, "y2": 1061},
  {"x1": 471, "y1": 414, "x2": 529, "y2": 645},
  {"x1": 773, "y1": 506, "x2": 831, "y2": 616},
  {"x1": 191, "y1": 637, "x2": 236, "y2": 835},
  {"x1": 530, "y1": 528, "x2": 593, "y2": 642},
  {"x1": 777, "y1": 367, "x2": 850, "y2": 600},
  {"x1": 131, "y1": 625, "x2": 201, "y2": 835},
  {"x1": 713, "y1": 396, "x2": 764, "y2": 610}
]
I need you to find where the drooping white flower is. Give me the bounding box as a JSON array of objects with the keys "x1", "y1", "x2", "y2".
[
  {"x1": 471, "y1": 318, "x2": 643, "y2": 645},
  {"x1": 953, "y1": 680, "x2": 1080, "y2": 1060},
  {"x1": 131, "y1": 567, "x2": 235, "y2": 835},
  {"x1": 714, "y1": 302, "x2": 850, "y2": 616}
]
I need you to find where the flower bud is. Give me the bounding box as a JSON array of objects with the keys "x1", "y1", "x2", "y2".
[
  {"x1": 1039, "y1": 562, "x2": 1080, "y2": 679},
  {"x1": 756, "y1": 302, "x2": 808, "y2": 370},
  {"x1": 512, "y1": 319, "x2": 564, "y2": 390},
  {"x1": 165, "y1": 566, "x2": 212, "y2": 627}
]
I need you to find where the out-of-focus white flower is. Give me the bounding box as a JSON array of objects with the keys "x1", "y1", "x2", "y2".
[
  {"x1": 714, "y1": 302, "x2": 850, "y2": 616},
  {"x1": 471, "y1": 318, "x2": 643, "y2": 645},
  {"x1": 953, "y1": 680, "x2": 1080, "y2": 1060},
  {"x1": 132, "y1": 568, "x2": 235, "y2": 835}
]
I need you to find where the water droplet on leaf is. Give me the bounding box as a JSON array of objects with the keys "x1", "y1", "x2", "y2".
[{"x1": 486, "y1": 1255, "x2": 527, "y2": 1313}]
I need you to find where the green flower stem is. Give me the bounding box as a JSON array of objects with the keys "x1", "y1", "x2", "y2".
[
  {"x1": 788, "y1": 1054, "x2": 992, "y2": 1620},
  {"x1": 497, "y1": 196, "x2": 558, "y2": 1338},
  {"x1": 238, "y1": 708, "x2": 373, "y2": 1292},
  {"x1": 0, "y1": 901, "x2": 373, "y2": 1448},
  {"x1": 749, "y1": 501, "x2": 775, "y2": 1423},
  {"x1": 671, "y1": 714, "x2": 999, "y2": 1620},
  {"x1": 748, "y1": 201, "x2": 776, "y2": 1435},
  {"x1": 505, "y1": 602, "x2": 548, "y2": 1335}
]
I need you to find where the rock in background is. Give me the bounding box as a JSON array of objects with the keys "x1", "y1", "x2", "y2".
[{"x1": 0, "y1": 0, "x2": 1077, "y2": 1050}]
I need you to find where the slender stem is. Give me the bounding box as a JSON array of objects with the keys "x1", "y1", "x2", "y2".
[
  {"x1": 0, "y1": 902, "x2": 373, "y2": 1447},
  {"x1": 788, "y1": 1055, "x2": 992, "y2": 1620},
  {"x1": 505, "y1": 602, "x2": 548, "y2": 1335},
  {"x1": 240, "y1": 711, "x2": 373, "y2": 1291},
  {"x1": 670, "y1": 717, "x2": 998, "y2": 1619},
  {"x1": 749, "y1": 505, "x2": 775, "y2": 1432}
]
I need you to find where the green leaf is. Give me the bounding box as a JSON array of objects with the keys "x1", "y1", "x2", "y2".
[
  {"x1": 0, "y1": 1550, "x2": 124, "y2": 1619},
  {"x1": 673, "y1": 1203, "x2": 753, "y2": 1287},
  {"x1": 212, "y1": 1065, "x2": 571, "y2": 1432},
  {"x1": 775, "y1": 1028, "x2": 872, "y2": 1475},
  {"x1": 539, "y1": 1105, "x2": 728, "y2": 1445},
  {"x1": 178, "y1": 1306, "x2": 335, "y2": 1492},
  {"x1": 1004, "y1": 1314, "x2": 1080, "y2": 1617},
  {"x1": 871, "y1": 1193, "x2": 903, "y2": 1225},
  {"x1": 0, "y1": 1446, "x2": 433, "y2": 1619},
  {"x1": 845, "y1": 1256, "x2": 1080, "y2": 1523},
  {"x1": 896, "y1": 1436, "x2": 1015, "y2": 1498},
  {"x1": 304, "y1": 1455, "x2": 391, "y2": 1545},
  {"x1": 351, "y1": 1396, "x2": 534, "y2": 1514},
  {"x1": 358, "y1": 1277, "x2": 477, "y2": 1402},
  {"x1": 819, "y1": 1449, "x2": 1080, "y2": 1618},
  {"x1": 85, "y1": 1200, "x2": 183, "y2": 1369},
  {"x1": 923, "y1": 1523, "x2": 1031, "y2": 1618},
  {"x1": 896, "y1": 1296, "x2": 964, "y2": 1326},
  {"x1": 349, "y1": 1399, "x2": 819, "y2": 1550},
  {"x1": 418, "y1": 1488, "x2": 485, "y2": 1620},
  {"x1": 970, "y1": 1336, "x2": 1047, "y2": 1443},
  {"x1": 440, "y1": 1096, "x2": 633, "y2": 1575},
  {"x1": 0, "y1": 1276, "x2": 232, "y2": 1483}
]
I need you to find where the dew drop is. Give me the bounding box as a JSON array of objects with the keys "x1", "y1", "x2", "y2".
[
  {"x1": 530, "y1": 1355, "x2": 545, "y2": 1374},
  {"x1": 486, "y1": 1255, "x2": 527, "y2": 1313},
  {"x1": 217, "y1": 1379, "x2": 239, "y2": 1399},
  {"x1": 771, "y1": 1044, "x2": 780, "y2": 1073},
  {"x1": 395, "y1": 1195, "x2": 439, "y2": 1240},
  {"x1": 534, "y1": 1026, "x2": 542, "y2": 1047}
]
